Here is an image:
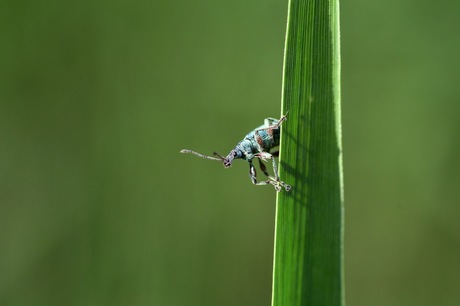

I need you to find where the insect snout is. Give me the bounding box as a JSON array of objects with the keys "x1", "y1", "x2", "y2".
[
  {"x1": 223, "y1": 150, "x2": 239, "y2": 168},
  {"x1": 223, "y1": 158, "x2": 232, "y2": 168}
]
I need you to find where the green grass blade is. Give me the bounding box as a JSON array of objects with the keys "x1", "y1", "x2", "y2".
[{"x1": 271, "y1": 0, "x2": 344, "y2": 305}]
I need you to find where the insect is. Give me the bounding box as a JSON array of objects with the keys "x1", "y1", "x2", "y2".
[{"x1": 180, "y1": 114, "x2": 291, "y2": 192}]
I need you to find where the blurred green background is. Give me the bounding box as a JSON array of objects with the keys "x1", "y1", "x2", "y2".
[{"x1": 1, "y1": 0, "x2": 459, "y2": 305}]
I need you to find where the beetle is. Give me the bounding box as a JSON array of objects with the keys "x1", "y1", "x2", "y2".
[{"x1": 180, "y1": 114, "x2": 291, "y2": 192}]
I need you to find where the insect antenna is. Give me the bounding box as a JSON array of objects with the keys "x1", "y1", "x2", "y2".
[
  {"x1": 180, "y1": 149, "x2": 223, "y2": 161},
  {"x1": 213, "y1": 152, "x2": 225, "y2": 159}
]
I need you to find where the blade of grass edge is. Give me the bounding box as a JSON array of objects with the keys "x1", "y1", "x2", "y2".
[{"x1": 271, "y1": 0, "x2": 344, "y2": 305}]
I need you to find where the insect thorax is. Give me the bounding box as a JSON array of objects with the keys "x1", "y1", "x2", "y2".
[{"x1": 231, "y1": 127, "x2": 279, "y2": 161}]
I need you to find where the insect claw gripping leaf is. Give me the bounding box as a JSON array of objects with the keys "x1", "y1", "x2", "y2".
[{"x1": 180, "y1": 114, "x2": 291, "y2": 192}]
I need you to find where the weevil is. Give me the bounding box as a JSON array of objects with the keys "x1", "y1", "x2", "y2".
[{"x1": 180, "y1": 114, "x2": 291, "y2": 192}]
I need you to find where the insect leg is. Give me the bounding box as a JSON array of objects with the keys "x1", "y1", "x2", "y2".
[
  {"x1": 263, "y1": 112, "x2": 288, "y2": 127},
  {"x1": 254, "y1": 114, "x2": 287, "y2": 135},
  {"x1": 255, "y1": 152, "x2": 279, "y2": 180},
  {"x1": 258, "y1": 159, "x2": 270, "y2": 177},
  {"x1": 268, "y1": 156, "x2": 291, "y2": 191},
  {"x1": 254, "y1": 152, "x2": 291, "y2": 191},
  {"x1": 249, "y1": 160, "x2": 282, "y2": 191},
  {"x1": 270, "y1": 157, "x2": 291, "y2": 191},
  {"x1": 273, "y1": 114, "x2": 287, "y2": 128},
  {"x1": 263, "y1": 118, "x2": 279, "y2": 127}
]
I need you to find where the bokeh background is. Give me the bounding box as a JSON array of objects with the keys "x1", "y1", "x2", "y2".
[{"x1": 1, "y1": 0, "x2": 460, "y2": 305}]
